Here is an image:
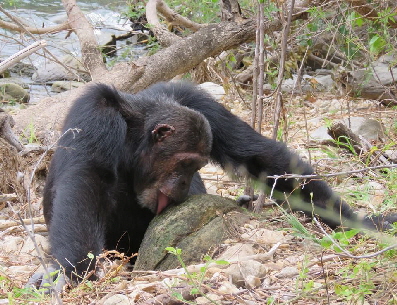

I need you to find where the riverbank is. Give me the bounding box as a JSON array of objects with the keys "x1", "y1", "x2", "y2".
[{"x1": 0, "y1": 1, "x2": 136, "y2": 104}]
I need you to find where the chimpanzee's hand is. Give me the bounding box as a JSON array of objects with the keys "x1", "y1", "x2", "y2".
[{"x1": 25, "y1": 265, "x2": 67, "y2": 294}]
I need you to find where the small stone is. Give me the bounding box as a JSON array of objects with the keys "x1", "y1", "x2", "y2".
[
  {"x1": 103, "y1": 294, "x2": 129, "y2": 305},
  {"x1": 218, "y1": 281, "x2": 240, "y2": 294},
  {"x1": 245, "y1": 275, "x2": 261, "y2": 288},
  {"x1": 2, "y1": 236, "x2": 24, "y2": 253},
  {"x1": 276, "y1": 266, "x2": 299, "y2": 278},
  {"x1": 21, "y1": 234, "x2": 49, "y2": 256}
]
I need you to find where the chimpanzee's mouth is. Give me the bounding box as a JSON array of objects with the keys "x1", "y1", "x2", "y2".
[{"x1": 157, "y1": 191, "x2": 171, "y2": 214}]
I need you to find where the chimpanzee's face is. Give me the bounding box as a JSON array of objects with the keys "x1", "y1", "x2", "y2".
[{"x1": 136, "y1": 152, "x2": 208, "y2": 214}]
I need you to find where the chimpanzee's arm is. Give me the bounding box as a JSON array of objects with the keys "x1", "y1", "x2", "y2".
[
  {"x1": 155, "y1": 82, "x2": 396, "y2": 230},
  {"x1": 42, "y1": 84, "x2": 129, "y2": 282}
]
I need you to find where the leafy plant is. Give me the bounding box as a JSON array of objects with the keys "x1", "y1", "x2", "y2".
[
  {"x1": 165, "y1": 246, "x2": 228, "y2": 304},
  {"x1": 21, "y1": 122, "x2": 38, "y2": 144},
  {"x1": 320, "y1": 229, "x2": 360, "y2": 253}
]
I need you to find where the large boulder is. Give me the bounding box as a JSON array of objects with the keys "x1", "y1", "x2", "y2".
[{"x1": 134, "y1": 194, "x2": 248, "y2": 271}]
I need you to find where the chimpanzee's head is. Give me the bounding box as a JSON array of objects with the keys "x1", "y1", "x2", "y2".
[{"x1": 134, "y1": 102, "x2": 212, "y2": 214}]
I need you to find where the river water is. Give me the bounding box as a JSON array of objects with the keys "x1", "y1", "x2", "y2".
[
  {"x1": 1, "y1": 0, "x2": 131, "y2": 58},
  {"x1": 1, "y1": 1, "x2": 136, "y2": 102}
]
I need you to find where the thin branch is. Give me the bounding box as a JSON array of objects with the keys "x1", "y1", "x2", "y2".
[
  {"x1": 272, "y1": 0, "x2": 295, "y2": 139},
  {"x1": 0, "y1": 6, "x2": 71, "y2": 34},
  {"x1": 266, "y1": 164, "x2": 397, "y2": 180},
  {"x1": 21, "y1": 128, "x2": 79, "y2": 300},
  {"x1": 256, "y1": 2, "x2": 265, "y2": 133},
  {"x1": 0, "y1": 40, "x2": 46, "y2": 74}
]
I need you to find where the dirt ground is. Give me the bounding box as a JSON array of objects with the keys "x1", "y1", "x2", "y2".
[{"x1": 0, "y1": 91, "x2": 396, "y2": 304}]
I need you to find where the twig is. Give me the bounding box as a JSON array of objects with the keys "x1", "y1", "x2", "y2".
[
  {"x1": 0, "y1": 216, "x2": 45, "y2": 230},
  {"x1": 272, "y1": 0, "x2": 295, "y2": 139},
  {"x1": 256, "y1": 2, "x2": 265, "y2": 133},
  {"x1": 21, "y1": 128, "x2": 78, "y2": 304},
  {"x1": 0, "y1": 193, "x2": 18, "y2": 203},
  {"x1": 266, "y1": 163, "x2": 397, "y2": 180},
  {"x1": 0, "y1": 6, "x2": 71, "y2": 34}
]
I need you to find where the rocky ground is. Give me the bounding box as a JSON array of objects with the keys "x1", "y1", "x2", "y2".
[{"x1": 0, "y1": 84, "x2": 396, "y2": 304}]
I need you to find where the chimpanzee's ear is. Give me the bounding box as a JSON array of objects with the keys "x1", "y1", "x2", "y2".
[{"x1": 152, "y1": 124, "x2": 175, "y2": 142}]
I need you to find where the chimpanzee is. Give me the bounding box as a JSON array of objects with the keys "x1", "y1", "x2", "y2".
[{"x1": 31, "y1": 81, "x2": 396, "y2": 288}]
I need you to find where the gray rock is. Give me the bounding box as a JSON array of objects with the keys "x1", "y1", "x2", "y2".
[
  {"x1": 276, "y1": 266, "x2": 299, "y2": 278},
  {"x1": 134, "y1": 194, "x2": 247, "y2": 271},
  {"x1": 199, "y1": 82, "x2": 226, "y2": 100},
  {"x1": 385, "y1": 150, "x2": 397, "y2": 162},
  {"x1": 8, "y1": 62, "x2": 35, "y2": 77},
  {"x1": 32, "y1": 55, "x2": 91, "y2": 83}
]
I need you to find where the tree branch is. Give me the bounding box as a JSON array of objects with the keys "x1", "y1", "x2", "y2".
[
  {"x1": 146, "y1": 0, "x2": 182, "y2": 47},
  {"x1": 156, "y1": 0, "x2": 203, "y2": 31},
  {"x1": 62, "y1": 0, "x2": 107, "y2": 79},
  {"x1": 0, "y1": 40, "x2": 46, "y2": 74},
  {"x1": 103, "y1": 9, "x2": 308, "y2": 92}
]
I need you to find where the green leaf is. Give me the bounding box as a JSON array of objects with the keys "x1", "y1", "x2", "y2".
[
  {"x1": 349, "y1": 11, "x2": 364, "y2": 27},
  {"x1": 172, "y1": 292, "x2": 184, "y2": 300},
  {"x1": 320, "y1": 237, "x2": 332, "y2": 248},
  {"x1": 369, "y1": 34, "x2": 386, "y2": 55},
  {"x1": 203, "y1": 255, "x2": 212, "y2": 262},
  {"x1": 343, "y1": 229, "x2": 360, "y2": 239},
  {"x1": 215, "y1": 260, "x2": 230, "y2": 265}
]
